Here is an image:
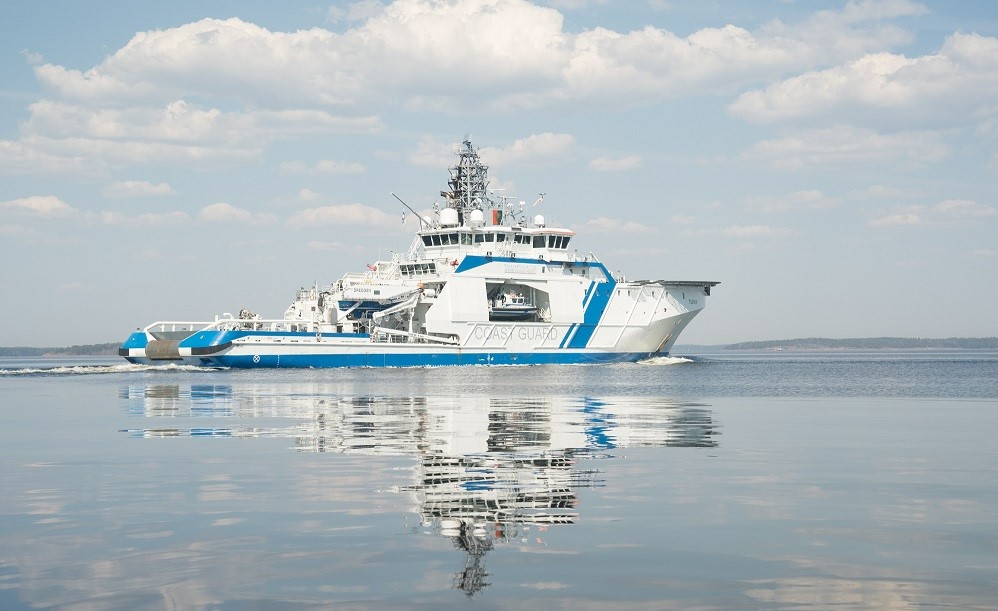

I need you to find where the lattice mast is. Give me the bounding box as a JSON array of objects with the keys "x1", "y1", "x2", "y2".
[{"x1": 442, "y1": 138, "x2": 494, "y2": 225}]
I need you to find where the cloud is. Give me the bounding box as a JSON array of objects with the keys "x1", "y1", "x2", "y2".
[
  {"x1": 481, "y1": 133, "x2": 575, "y2": 166},
  {"x1": 730, "y1": 32, "x2": 998, "y2": 128},
  {"x1": 681, "y1": 224, "x2": 797, "y2": 238},
  {"x1": 288, "y1": 203, "x2": 396, "y2": 228},
  {"x1": 934, "y1": 199, "x2": 995, "y2": 219},
  {"x1": 868, "y1": 199, "x2": 995, "y2": 227},
  {"x1": 281, "y1": 159, "x2": 366, "y2": 174},
  {"x1": 306, "y1": 240, "x2": 346, "y2": 251},
  {"x1": 0, "y1": 195, "x2": 79, "y2": 218},
  {"x1": 1, "y1": 224, "x2": 34, "y2": 237},
  {"x1": 588, "y1": 154, "x2": 642, "y2": 172},
  {"x1": 12, "y1": 100, "x2": 381, "y2": 167},
  {"x1": 576, "y1": 216, "x2": 656, "y2": 234},
  {"x1": 743, "y1": 190, "x2": 840, "y2": 212},
  {"x1": 298, "y1": 188, "x2": 320, "y2": 201},
  {"x1": 974, "y1": 249, "x2": 996, "y2": 256},
  {"x1": 850, "y1": 184, "x2": 920, "y2": 200},
  {"x1": 98, "y1": 210, "x2": 192, "y2": 226},
  {"x1": 197, "y1": 202, "x2": 278, "y2": 225},
  {"x1": 103, "y1": 180, "x2": 175, "y2": 198},
  {"x1": 670, "y1": 214, "x2": 696, "y2": 225},
  {"x1": 743, "y1": 126, "x2": 950, "y2": 168},
  {"x1": 29, "y1": 2, "x2": 925, "y2": 113},
  {"x1": 0, "y1": 139, "x2": 100, "y2": 174}
]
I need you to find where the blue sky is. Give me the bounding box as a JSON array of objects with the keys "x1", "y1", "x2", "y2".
[{"x1": 1, "y1": 0, "x2": 995, "y2": 346}]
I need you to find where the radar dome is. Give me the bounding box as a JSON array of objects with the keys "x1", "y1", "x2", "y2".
[
  {"x1": 533, "y1": 214, "x2": 545, "y2": 227},
  {"x1": 440, "y1": 208, "x2": 459, "y2": 227},
  {"x1": 469, "y1": 209, "x2": 485, "y2": 227}
]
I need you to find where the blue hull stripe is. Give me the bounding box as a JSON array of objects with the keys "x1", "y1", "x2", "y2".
[
  {"x1": 558, "y1": 323, "x2": 578, "y2": 349},
  {"x1": 567, "y1": 277, "x2": 617, "y2": 349}
]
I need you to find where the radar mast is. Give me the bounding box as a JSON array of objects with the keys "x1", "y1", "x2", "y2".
[{"x1": 443, "y1": 138, "x2": 493, "y2": 226}]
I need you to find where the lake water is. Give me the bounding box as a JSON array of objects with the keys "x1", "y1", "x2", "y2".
[{"x1": 1, "y1": 351, "x2": 997, "y2": 609}]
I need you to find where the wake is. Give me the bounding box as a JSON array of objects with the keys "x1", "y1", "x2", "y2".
[
  {"x1": 0, "y1": 363, "x2": 220, "y2": 377},
  {"x1": 637, "y1": 355, "x2": 696, "y2": 366}
]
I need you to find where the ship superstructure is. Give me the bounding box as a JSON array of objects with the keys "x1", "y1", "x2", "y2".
[{"x1": 120, "y1": 139, "x2": 717, "y2": 368}]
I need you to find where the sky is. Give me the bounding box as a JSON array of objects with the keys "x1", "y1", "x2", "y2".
[{"x1": 1, "y1": 0, "x2": 996, "y2": 347}]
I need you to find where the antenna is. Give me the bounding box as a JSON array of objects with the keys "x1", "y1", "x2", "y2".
[{"x1": 391, "y1": 192, "x2": 427, "y2": 229}]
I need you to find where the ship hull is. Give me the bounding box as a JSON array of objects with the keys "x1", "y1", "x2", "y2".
[{"x1": 121, "y1": 308, "x2": 699, "y2": 369}]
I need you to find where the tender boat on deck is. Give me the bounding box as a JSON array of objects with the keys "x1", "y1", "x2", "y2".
[{"x1": 119, "y1": 139, "x2": 718, "y2": 368}]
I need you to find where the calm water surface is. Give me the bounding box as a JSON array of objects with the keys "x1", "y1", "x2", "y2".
[{"x1": 1, "y1": 352, "x2": 997, "y2": 609}]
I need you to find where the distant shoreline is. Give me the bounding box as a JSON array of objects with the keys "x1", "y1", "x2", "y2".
[
  {"x1": 0, "y1": 343, "x2": 119, "y2": 357},
  {"x1": 2, "y1": 337, "x2": 996, "y2": 357},
  {"x1": 721, "y1": 337, "x2": 998, "y2": 351}
]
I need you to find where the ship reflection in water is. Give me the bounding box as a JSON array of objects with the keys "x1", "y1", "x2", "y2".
[{"x1": 121, "y1": 384, "x2": 719, "y2": 597}]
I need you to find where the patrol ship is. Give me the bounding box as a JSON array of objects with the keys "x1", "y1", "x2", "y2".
[{"x1": 119, "y1": 139, "x2": 717, "y2": 368}]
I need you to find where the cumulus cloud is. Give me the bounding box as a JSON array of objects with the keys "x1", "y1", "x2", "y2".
[
  {"x1": 98, "y1": 210, "x2": 192, "y2": 226},
  {"x1": 681, "y1": 224, "x2": 797, "y2": 238},
  {"x1": 744, "y1": 126, "x2": 951, "y2": 168},
  {"x1": 29, "y1": 1, "x2": 925, "y2": 112},
  {"x1": 730, "y1": 32, "x2": 998, "y2": 128},
  {"x1": 281, "y1": 159, "x2": 367, "y2": 174},
  {"x1": 868, "y1": 199, "x2": 995, "y2": 227},
  {"x1": 197, "y1": 202, "x2": 278, "y2": 225},
  {"x1": 850, "y1": 184, "x2": 920, "y2": 200},
  {"x1": 0, "y1": 139, "x2": 99, "y2": 174},
  {"x1": 1, "y1": 224, "x2": 34, "y2": 237},
  {"x1": 288, "y1": 203, "x2": 396, "y2": 228},
  {"x1": 0, "y1": 195, "x2": 79, "y2": 218},
  {"x1": 4, "y1": 1, "x2": 949, "y2": 176},
  {"x1": 589, "y1": 154, "x2": 642, "y2": 171},
  {"x1": 481, "y1": 133, "x2": 575, "y2": 166},
  {"x1": 576, "y1": 216, "x2": 656, "y2": 234},
  {"x1": 743, "y1": 190, "x2": 840, "y2": 212},
  {"x1": 103, "y1": 180, "x2": 175, "y2": 198},
  {"x1": 13, "y1": 99, "x2": 381, "y2": 167}
]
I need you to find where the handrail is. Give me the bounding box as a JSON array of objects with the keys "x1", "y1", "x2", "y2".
[
  {"x1": 143, "y1": 321, "x2": 215, "y2": 333},
  {"x1": 372, "y1": 326, "x2": 459, "y2": 345}
]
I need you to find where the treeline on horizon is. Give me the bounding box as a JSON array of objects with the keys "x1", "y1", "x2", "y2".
[
  {"x1": 725, "y1": 337, "x2": 998, "y2": 350},
  {"x1": 0, "y1": 343, "x2": 119, "y2": 357}
]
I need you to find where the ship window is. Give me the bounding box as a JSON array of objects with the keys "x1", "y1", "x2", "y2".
[
  {"x1": 484, "y1": 232, "x2": 495, "y2": 243},
  {"x1": 431, "y1": 234, "x2": 441, "y2": 246},
  {"x1": 461, "y1": 232, "x2": 473, "y2": 245},
  {"x1": 533, "y1": 235, "x2": 545, "y2": 248},
  {"x1": 495, "y1": 233, "x2": 507, "y2": 242},
  {"x1": 449, "y1": 233, "x2": 459, "y2": 244},
  {"x1": 548, "y1": 235, "x2": 556, "y2": 248},
  {"x1": 422, "y1": 236, "x2": 432, "y2": 246},
  {"x1": 474, "y1": 233, "x2": 484, "y2": 243},
  {"x1": 562, "y1": 236, "x2": 571, "y2": 249}
]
